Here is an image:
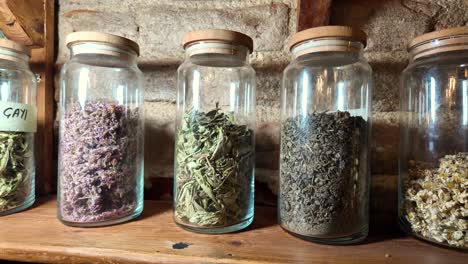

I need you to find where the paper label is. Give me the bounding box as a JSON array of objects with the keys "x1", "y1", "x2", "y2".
[{"x1": 0, "y1": 101, "x2": 37, "y2": 132}]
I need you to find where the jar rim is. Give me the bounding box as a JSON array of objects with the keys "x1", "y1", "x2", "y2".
[
  {"x1": 288, "y1": 26, "x2": 367, "y2": 51},
  {"x1": 0, "y1": 39, "x2": 30, "y2": 57},
  {"x1": 291, "y1": 39, "x2": 364, "y2": 57},
  {"x1": 183, "y1": 29, "x2": 253, "y2": 53},
  {"x1": 66, "y1": 31, "x2": 140, "y2": 56}
]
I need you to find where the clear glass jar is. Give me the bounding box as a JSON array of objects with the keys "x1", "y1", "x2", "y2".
[
  {"x1": 58, "y1": 32, "x2": 144, "y2": 226},
  {"x1": 399, "y1": 26, "x2": 468, "y2": 249},
  {"x1": 174, "y1": 29, "x2": 256, "y2": 233},
  {"x1": 279, "y1": 26, "x2": 372, "y2": 244},
  {"x1": 0, "y1": 39, "x2": 36, "y2": 216}
]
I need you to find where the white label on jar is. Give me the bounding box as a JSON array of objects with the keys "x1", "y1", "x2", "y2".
[{"x1": 0, "y1": 102, "x2": 37, "y2": 132}]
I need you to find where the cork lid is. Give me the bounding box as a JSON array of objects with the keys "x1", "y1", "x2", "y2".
[
  {"x1": 66, "y1": 31, "x2": 140, "y2": 56},
  {"x1": 409, "y1": 26, "x2": 468, "y2": 48},
  {"x1": 289, "y1": 26, "x2": 367, "y2": 50},
  {"x1": 408, "y1": 26, "x2": 468, "y2": 59},
  {"x1": 183, "y1": 29, "x2": 254, "y2": 52},
  {"x1": 0, "y1": 38, "x2": 31, "y2": 57}
]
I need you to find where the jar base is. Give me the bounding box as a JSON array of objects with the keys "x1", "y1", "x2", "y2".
[
  {"x1": 398, "y1": 216, "x2": 467, "y2": 251},
  {"x1": 280, "y1": 224, "x2": 368, "y2": 245},
  {"x1": 175, "y1": 216, "x2": 254, "y2": 234},
  {"x1": 59, "y1": 206, "x2": 143, "y2": 227},
  {"x1": 0, "y1": 197, "x2": 35, "y2": 216}
]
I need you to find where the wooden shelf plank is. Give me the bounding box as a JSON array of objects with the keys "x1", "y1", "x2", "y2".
[{"x1": 0, "y1": 197, "x2": 465, "y2": 264}]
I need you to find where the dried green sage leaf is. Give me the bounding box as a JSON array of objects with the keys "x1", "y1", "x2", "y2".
[
  {"x1": 175, "y1": 106, "x2": 254, "y2": 227},
  {"x1": 0, "y1": 131, "x2": 33, "y2": 214}
]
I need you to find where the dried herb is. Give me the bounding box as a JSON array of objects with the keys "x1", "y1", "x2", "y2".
[
  {"x1": 405, "y1": 153, "x2": 467, "y2": 248},
  {"x1": 175, "y1": 106, "x2": 254, "y2": 227},
  {"x1": 0, "y1": 131, "x2": 33, "y2": 214},
  {"x1": 59, "y1": 102, "x2": 141, "y2": 223},
  {"x1": 279, "y1": 111, "x2": 368, "y2": 236}
]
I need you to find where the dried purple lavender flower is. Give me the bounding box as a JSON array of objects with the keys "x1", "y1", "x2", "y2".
[{"x1": 58, "y1": 102, "x2": 141, "y2": 224}]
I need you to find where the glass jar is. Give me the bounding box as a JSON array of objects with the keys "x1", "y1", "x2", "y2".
[
  {"x1": 279, "y1": 26, "x2": 372, "y2": 244},
  {"x1": 174, "y1": 29, "x2": 256, "y2": 233},
  {"x1": 58, "y1": 32, "x2": 144, "y2": 226},
  {"x1": 0, "y1": 39, "x2": 36, "y2": 216},
  {"x1": 399, "y1": 26, "x2": 468, "y2": 249}
]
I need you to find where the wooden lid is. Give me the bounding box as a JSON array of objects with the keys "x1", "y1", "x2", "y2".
[
  {"x1": 66, "y1": 31, "x2": 140, "y2": 56},
  {"x1": 183, "y1": 29, "x2": 253, "y2": 52},
  {"x1": 0, "y1": 38, "x2": 31, "y2": 57},
  {"x1": 409, "y1": 26, "x2": 468, "y2": 48},
  {"x1": 289, "y1": 26, "x2": 367, "y2": 50},
  {"x1": 408, "y1": 26, "x2": 468, "y2": 59}
]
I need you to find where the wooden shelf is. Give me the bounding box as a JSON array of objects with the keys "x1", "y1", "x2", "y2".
[{"x1": 0, "y1": 197, "x2": 465, "y2": 264}]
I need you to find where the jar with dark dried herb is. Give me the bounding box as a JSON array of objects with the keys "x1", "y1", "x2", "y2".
[
  {"x1": 279, "y1": 26, "x2": 372, "y2": 244},
  {"x1": 174, "y1": 29, "x2": 256, "y2": 233},
  {"x1": 0, "y1": 39, "x2": 36, "y2": 216},
  {"x1": 58, "y1": 32, "x2": 144, "y2": 226}
]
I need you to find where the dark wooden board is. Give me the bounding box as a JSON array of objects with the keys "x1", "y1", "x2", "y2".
[{"x1": 297, "y1": 0, "x2": 333, "y2": 31}]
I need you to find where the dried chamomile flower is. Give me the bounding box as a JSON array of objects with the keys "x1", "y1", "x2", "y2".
[{"x1": 405, "y1": 153, "x2": 467, "y2": 248}]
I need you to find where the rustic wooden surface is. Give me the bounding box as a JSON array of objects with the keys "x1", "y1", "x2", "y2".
[
  {"x1": 0, "y1": 0, "x2": 45, "y2": 47},
  {"x1": 297, "y1": 0, "x2": 333, "y2": 31},
  {"x1": 0, "y1": 197, "x2": 465, "y2": 264}
]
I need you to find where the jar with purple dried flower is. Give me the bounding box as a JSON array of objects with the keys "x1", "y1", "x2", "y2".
[
  {"x1": 0, "y1": 39, "x2": 36, "y2": 216},
  {"x1": 58, "y1": 32, "x2": 144, "y2": 226}
]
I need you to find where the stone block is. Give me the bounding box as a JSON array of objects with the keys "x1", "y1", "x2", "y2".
[
  {"x1": 432, "y1": 0, "x2": 468, "y2": 30},
  {"x1": 365, "y1": 51, "x2": 409, "y2": 112},
  {"x1": 371, "y1": 112, "x2": 400, "y2": 175},
  {"x1": 370, "y1": 174, "x2": 398, "y2": 215},
  {"x1": 141, "y1": 66, "x2": 177, "y2": 102},
  {"x1": 57, "y1": 9, "x2": 139, "y2": 64},
  {"x1": 58, "y1": 0, "x2": 293, "y2": 65},
  {"x1": 144, "y1": 101, "x2": 176, "y2": 182},
  {"x1": 332, "y1": 0, "x2": 431, "y2": 52},
  {"x1": 134, "y1": 3, "x2": 290, "y2": 64},
  {"x1": 402, "y1": 0, "x2": 468, "y2": 30}
]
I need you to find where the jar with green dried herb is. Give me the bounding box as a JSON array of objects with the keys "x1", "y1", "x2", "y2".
[
  {"x1": 0, "y1": 39, "x2": 37, "y2": 216},
  {"x1": 58, "y1": 32, "x2": 144, "y2": 226},
  {"x1": 279, "y1": 26, "x2": 372, "y2": 244},
  {"x1": 174, "y1": 29, "x2": 256, "y2": 233}
]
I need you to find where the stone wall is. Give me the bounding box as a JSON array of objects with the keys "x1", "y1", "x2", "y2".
[{"x1": 56, "y1": 0, "x2": 468, "y2": 202}]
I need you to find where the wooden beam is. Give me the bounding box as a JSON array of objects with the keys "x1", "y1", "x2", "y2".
[
  {"x1": 32, "y1": 0, "x2": 55, "y2": 194},
  {"x1": 297, "y1": 0, "x2": 333, "y2": 31},
  {"x1": 0, "y1": 0, "x2": 45, "y2": 47}
]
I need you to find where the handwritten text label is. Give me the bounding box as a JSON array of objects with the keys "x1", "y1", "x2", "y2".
[{"x1": 0, "y1": 102, "x2": 37, "y2": 132}]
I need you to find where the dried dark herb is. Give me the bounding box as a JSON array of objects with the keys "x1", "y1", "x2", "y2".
[
  {"x1": 0, "y1": 131, "x2": 33, "y2": 214},
  {"x1": 174, "y1": 106, "x2": 254, "y2": 227},
  {"x1": 279, "y1": 111, "x2": 368, "y2": 236},
  {"x1": 59, "y1": 102, "x2": 141, "y2": 223}
]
